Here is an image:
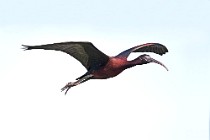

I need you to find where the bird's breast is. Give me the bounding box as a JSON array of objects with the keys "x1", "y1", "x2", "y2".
[{"x1": 92, "y1": 58, "x2": 128, "y2": 79}]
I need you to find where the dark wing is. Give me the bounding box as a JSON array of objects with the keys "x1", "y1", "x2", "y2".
[
  {"x1": 23, "y1": 41, "x2": 109, "y2": 70},
  {"x1": 116, "y1": 43, "x2": 168, "y2": 58}
]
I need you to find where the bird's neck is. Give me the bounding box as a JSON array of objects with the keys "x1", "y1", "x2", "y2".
[{"x1": 126, "y1": 57, "x2": 148, "y2": 68}]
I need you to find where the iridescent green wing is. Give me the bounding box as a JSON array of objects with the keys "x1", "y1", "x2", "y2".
[{"x1": 23, "y1": 41, "x2": 109, "y2": 70}]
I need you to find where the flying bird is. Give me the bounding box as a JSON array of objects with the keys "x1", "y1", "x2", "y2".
[{"x1": 23, "y1": 41, "x2": 168, "y2": 94}]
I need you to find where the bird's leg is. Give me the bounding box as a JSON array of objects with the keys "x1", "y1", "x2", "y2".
[{"x1": 61, "y1": 74, "x2": 93, "y2": 94}]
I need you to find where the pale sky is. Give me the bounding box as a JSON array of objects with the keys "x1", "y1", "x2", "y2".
[{"x1": 0, "y1": 0, "x2": 209, "y2": 140}]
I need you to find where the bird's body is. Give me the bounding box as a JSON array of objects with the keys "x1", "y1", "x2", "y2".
[
  {"x1": 23, "y1": 41, "x2": 168, "y2": 94},
  {"x1": 92, "y1": 57, "x2": 127, "y2": 79}
]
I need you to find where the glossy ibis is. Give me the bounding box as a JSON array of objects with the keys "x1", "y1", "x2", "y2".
[{"x1": 23, "y1": 41, "x2": 168, "y2": 94}]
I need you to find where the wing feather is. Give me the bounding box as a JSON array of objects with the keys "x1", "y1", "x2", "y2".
[
  {"x1": 116, "y1": 43, "x2": 168, "y2": 58},
  {"x1": 134, "y1": 43, "x2": 168, "y2": 55},
  {"x1": 23, "y1": 41, "x2": 109, "y2": 70}
]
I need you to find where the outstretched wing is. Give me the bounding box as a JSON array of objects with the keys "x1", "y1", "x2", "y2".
[
  {"x1": 116, "y1": 43, "x2": 168, "y2": 58},
  {"x1": 23, "y1": 41, "x2": 109, "y2": 70}
]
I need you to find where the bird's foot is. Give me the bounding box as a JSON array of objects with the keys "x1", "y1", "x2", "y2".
[{"x1": 61, "y1": 82, "x2": 75, "y2": 95}]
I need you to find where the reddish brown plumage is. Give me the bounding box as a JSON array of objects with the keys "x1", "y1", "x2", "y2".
[
  {"x1": 23, "y1": 41, "x2": 168, "y2": 94},
  {"x1": 92, "y1": 57, "x2": 128, "y2": 79}
]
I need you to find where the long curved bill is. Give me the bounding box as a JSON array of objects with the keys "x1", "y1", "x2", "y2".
[{"x1": 150, "y1": 58, "x2": 169, "y2": 71}]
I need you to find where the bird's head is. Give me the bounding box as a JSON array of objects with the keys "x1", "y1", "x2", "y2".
[{"x1": 138, "y1": 54, "x2": 168, "y2": 71}]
